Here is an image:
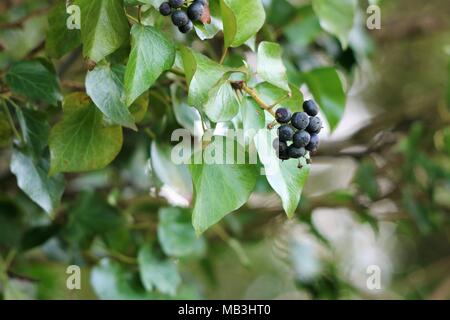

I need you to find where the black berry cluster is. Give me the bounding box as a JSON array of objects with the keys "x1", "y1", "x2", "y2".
[
  {"x1": 159, "y1": 0, "x2": 207, "y2": 34},
  {"x1": 272, "y1": 100, "x2": 322, "y2": 162}
]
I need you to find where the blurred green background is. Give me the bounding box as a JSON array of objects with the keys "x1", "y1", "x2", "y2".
[{"x1": 0, "y1": 0, "x2": 450, "y2": 300}]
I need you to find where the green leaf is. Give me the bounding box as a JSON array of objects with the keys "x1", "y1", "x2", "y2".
[
  {"x1": 138, "y1": 245, "x2": 181, "y2": 296},
  {"x1": 10, "y1": 148, "x2": 65, "y2": 214},
  {"x1": 257, "y1": 42, "x2": 290, "y2": 92},
  {"x1": 304, "y1": 67, "x2": 346, "y2": 130},
  {"x1": 355, "y1": 160, "x2": 379, "y2": 201},
  {"x1": 312, "y1": 0, "x2": 356, "y2": 49},
  {"x1": 284, "y1": 6, "x2": 322, "y2": 48},
  {"x1": 157, "y1": 207, "x2": 204, "y2": 258},
  {"x1": 254, "y1": 126, "x2": 310, "y2": 218},
  {"x1": 125, "y1": 25, "x2": 175, "y2": 106},
  {"x1": 151, "y1": 142, "x2": 193, "y2": 200},
  {"x1": 240, "y1": 97, "x2": 265, "y2": 146},
  {"x1": 170, "y1": 84, "x2": 202, "y2": 136},
  {"x1": 16, "y1": 107, "x2": 49, "y2": 158},
  {"x1": 86, "y1": 64, "x2": 137, "y2": 129},
  {"x1": 180, "y1": 46, "x2": 225, "y2": 107},
  {"x1": 204, "y1": 77, "x2": 240, "y2": 122},
  {"x1": 49, "y1": 93, "x2": 123, "y2": 174},
  {"x1": 78, "y1": 0, "x2": 130, "y2": 62},
  {"x1": 0, "y1": 199, "x2": 24, "y2": 249},
  {"x1": 189, "y1": 137, "x2": 258, "y2": 234},
  {"x1": 91, "y1": 259, "x2": 154, "y2": 300},
  {"x1": 45, "y1": 2, "x2": 81, "y2": 58},
  {"x1": 5, "y1": 60, "x2": 62, "y2": 105},
  {"x1": 221, "y1": 0, "x2": 266, "y2": 48}
]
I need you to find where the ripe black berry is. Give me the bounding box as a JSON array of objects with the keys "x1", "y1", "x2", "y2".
[
  {"x1": 303, "y1": 100, "x2": 319, "y2": 116},
  {"x1": 179, "y1": 20, "x2": 193, "y2": 33},
  {"x1": 169, "y1": 0, "x2": 184, "y2": 8},
  {"x1": 187, "y1": 1, "x2": 204, "y2": 21},
  {"x1": 273, "y1": 138, "x2": 288, "y2": 157},
  {"x1": 196, "y1": 0, "x2": 207, "y2": 4},
  {"x1": 305, "y1": 133, "x2": 319, "y2": 152},
  {"x1": 278, "y1": 125, "x2": 294, "y2": 142},
  {"x1": 171, "y1": 10, "x2": 189, "y2": 27},
  {"x1": 159, "y1": 2, "x2": 172, "y2": 16},
  {"x1": 306, "y1": 116, "x2": 322, "y2": 134},
  {"x1": 275, "y1": 108, "x2": 292, "y2": 124},
  {"x1": 293, "y1": 130, "x2": 311, "y2": 148},
  {"x1": 288, "y1": 146, "x2": 306, "y2": 159},
  {"x1": 291, "y1": 112, "x2": 310, "y2": 130}
]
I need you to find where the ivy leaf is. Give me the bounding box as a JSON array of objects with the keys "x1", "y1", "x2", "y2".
[
  {"x1": 49, "y1": 93, "x2": 123, "y2": 174},
  {"x1": 189, "y1": 137, "x2": 258, "y2": 234},
  {"x1": 5, "y1": 60, "x2": 62, "y2": 105},
  {"x1": 151, "y1": 142, "x2": 193, "y2": 200},
  {"x1": 312, "y1": 0, "x2": 356, "y2": 49},
  {"x1": 220, "y1": 0, "x2": 265, "y2": 48},
  {"x1": 86, "y1": 64, "x2": 137, "y2": 130},
  {"x1": 180, "y1": 46, "x2": 225, "y2": 107},
  {"x1": 304, "y1": 67, "x2": 346, "y2": 130},
  {"x1": 125, "y1": 25, "x2": 175, "y2": 106},
  {"x1": 45, "y1": 2, "x2": 81, "y2": 59},
  {"x1": 240, "y1": 97, "x2": 265, "y2": 146},
  {"x1": 16, "y1": 108, "x2": 49, "y2": 158},
  {"x1": 157, "y1": 207, "x2": 204, "y2": 258},
  {"x1": 10, "y1": 148, "x2": 65, "y2": 214},
  {"x1": 138, "y1": 245, "x2": 181, "y2": 296},
  {"x1": 91, "y1": 259, "x2": 154, "y2": 300},
  {"x1": 257, "y1": 42, "x2": 290, "y2": 92},
  {"x1": 78, "y1": 0, "x2": 130, "y2": 62},
  {"x1": 204, "y1": 77, "x2": 240, "y2": 122},
  {"x1": 254, "y1": 126, "x2": 310, "y2": 218}
]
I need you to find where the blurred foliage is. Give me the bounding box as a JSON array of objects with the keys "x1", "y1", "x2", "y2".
[{"x1": 0, "y1": 0, "x2": 449, "y2": 300}]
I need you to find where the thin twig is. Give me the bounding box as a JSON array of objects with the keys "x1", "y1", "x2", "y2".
[
  {"x1": 219, "y1": 47, "x2": 229, "y2": 64},
  {"x1": 126, "y1": 13, "x2": 139, "y2": 24},
  {"x1": 241, "y1": 82, "x2": 276, "y2": 117}
]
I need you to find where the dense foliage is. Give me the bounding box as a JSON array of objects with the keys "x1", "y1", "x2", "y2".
[{"x1": 0, "y1": 0, "x2": 449, "y2": 300}]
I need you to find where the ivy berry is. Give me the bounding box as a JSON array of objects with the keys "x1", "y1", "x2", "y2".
[
  {"x1": 171, "y1": 10, "x2": 189, "y2": 27},
  {"x1": 291, "y1": 112, "x2": 310, "y2": 130},
  {"x1": 169, "y1": 0, "x2": 184, "y2": 8},
  {"x1": 273, "y1": 138, "x2": 288, "y2": 160},
  {"x1": 288, "y1": 146, "x2": 307, "y2": 159},
  {"x1": 303, "y1": 100, "x2": 319, "y2": 116},
  {"x1": 159, "y1": 2, "x2": 172, "y2": 16},
  {"x1": 306, "y1": 133, "x2": 320, "y2": 152},
  {"x1": 179, "y1": 20, "x2": 194, "y2": 33},
  {"x1": 188, "y1": 1, "x2": 205, "y2": 21},
  {"x1": 293, "y1": 130, "x2": 311, "y2": 148},
  {"x1": 306, "y1": 116, "x2": 322, "y2": 134},
  {"x1": 278, "y1": 125, "x2": 295, "y2": 142},
  {"x1": 275, "y1": 108, "x2": 292, "y2": 124}
]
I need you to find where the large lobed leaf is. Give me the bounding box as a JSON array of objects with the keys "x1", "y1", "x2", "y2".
[
  {"x1": 221, "y1": 0, "x2": 265, "y2": 48},
  {"x1": 189, "y1": 137, "x2": 259, "y2": 234},
  {"x1": 78, "y1": 0, "x2": 130, "y2": 62},
  {"x1": 125, "y1": 25, "x2": 175, "y2": 106},
  {"x1": 49, "y1": 93, "x2": 123, "y2": 174}
]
